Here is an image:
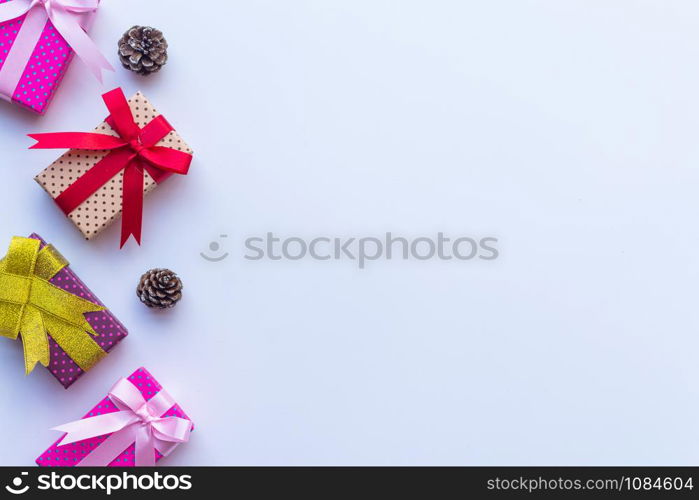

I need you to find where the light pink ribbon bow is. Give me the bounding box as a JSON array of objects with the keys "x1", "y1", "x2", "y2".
[
  {"x1": 0, "y1": 0, "x2": 113, "y2": 102},
  {"x1": 52, "y1": 377, "x2": 193, "y2": 467}
]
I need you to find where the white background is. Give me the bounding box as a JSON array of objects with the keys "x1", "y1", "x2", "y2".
[{"x1": 0, "y1": 0, "x2": 698, "y2": 465}]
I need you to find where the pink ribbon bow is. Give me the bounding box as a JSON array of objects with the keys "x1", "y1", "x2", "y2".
[
  {"x1": 52, "y1": 377, "x2": 193, "y2": 466},
  {"x1": 0, "y1": 0, "x2": 113, "y2": 102}
]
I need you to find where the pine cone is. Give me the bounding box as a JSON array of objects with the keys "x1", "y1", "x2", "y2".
[
  {"x1": 137, "y1": 269, "x2": 183, "y2": 309},
  {"x1": 118, "y1": 26, "x2": 168, "y2": 75}
]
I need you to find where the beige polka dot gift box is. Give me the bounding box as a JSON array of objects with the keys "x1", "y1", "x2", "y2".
[{"x1": 31, "y1": 88, "x2": 194, "y2": 247}]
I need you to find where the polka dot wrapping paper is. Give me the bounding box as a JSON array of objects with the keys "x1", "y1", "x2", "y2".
[
  {"x1": 27, "y1": 233, "x2": 128, "y2": 388},
  {"x1": 33, "y1": 92, "x2": 193, "y2": 241},
  {"x1": 36, "y1": 367, "x2": 193, "y2": 467},
  {"x1": 0, "y1": 0, "x2": 94, "y2": 114}
]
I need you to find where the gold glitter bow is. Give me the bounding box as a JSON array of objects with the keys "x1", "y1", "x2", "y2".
[{"x1": 0, "y1": 237, "x2": 106, "y2": 375}]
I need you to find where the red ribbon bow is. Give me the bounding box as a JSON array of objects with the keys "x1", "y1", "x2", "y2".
[{"x1": 29, "y1": 88, "x2": 193, "y2": 247}]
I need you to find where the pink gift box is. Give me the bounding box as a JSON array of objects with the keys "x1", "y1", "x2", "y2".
[
  {"x1": 29, "y1": 233, "x2": 128, "y2": 388},
  {"x1": 0, "y1": 0, "x2": 97, "y2": 114},
  {"x1": 37, "y1": 367, "x2": 193, "y2": 467}
]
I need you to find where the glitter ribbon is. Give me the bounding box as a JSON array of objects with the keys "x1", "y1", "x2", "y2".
[{"x1": 0, "y1": 236, "x2": 106, "y2": 374}]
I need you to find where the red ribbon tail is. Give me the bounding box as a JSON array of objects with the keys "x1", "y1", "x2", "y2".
[
  {"x1": 28, "y1": 132, "x2": 127, "y2": 151},
  {"x1": 120, "y1": 162, "x2": 145, "y2": 248}
]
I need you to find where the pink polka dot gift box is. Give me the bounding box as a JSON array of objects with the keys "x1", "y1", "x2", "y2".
[
  {"x1": 0, "y1": 0, "x2": 112, "y2": 114},
  {"x1": 0, "y1": 233, "x2": 128, "y2": 388},
  {"x1": 37, "y1": 367, "x2": 193, "y2": 466}
]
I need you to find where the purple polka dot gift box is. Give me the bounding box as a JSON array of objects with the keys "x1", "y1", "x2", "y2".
[
  {"x1": 37, "y1": 367, "x2": 193, "y2": 467},
  {"x1": 0, "y1": 0, "x2": 112, "y2": 114},
  {"x1": 0, "y1": 233, "x2": 127, "y2": 388}
]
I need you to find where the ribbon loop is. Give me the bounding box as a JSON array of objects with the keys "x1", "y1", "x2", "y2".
[
  {"x1": 53, "y1": 376, "x2": 193, "y2": 466},
  {"x1": 103, "y1": 88, "x2": 141, "y2": 140},
  {"x1": 29, "y1": 88, "x2": 193, "y2": 247},
  {"x1": 0, "y1": 237, "x2": 106, "y2": 374}
]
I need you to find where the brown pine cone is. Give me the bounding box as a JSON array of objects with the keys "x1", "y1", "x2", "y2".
[
  {"x1": 118, "y1": 26, "x2": 168, "y2": 75},
  {"x1": 137, "y1": 269, "x2": 183, "y2": 309}
]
